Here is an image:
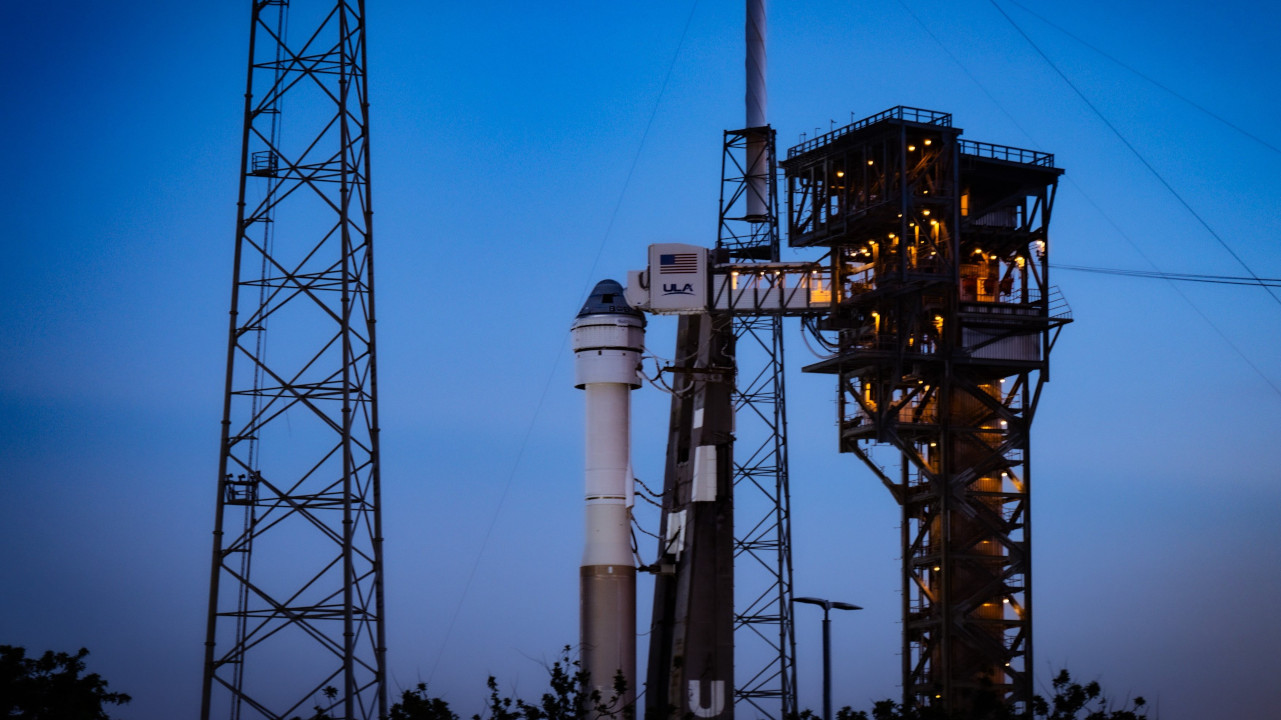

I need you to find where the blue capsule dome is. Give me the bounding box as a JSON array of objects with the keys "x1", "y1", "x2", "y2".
[{"x1": 577, "y1": 279, "x2": 644, "y2": 319}]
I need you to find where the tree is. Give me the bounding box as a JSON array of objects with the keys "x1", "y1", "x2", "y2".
[
  {"x1": 1036, "y1": 670, "x2": 1147, "y2": 720},
  {"x1": 391, "y1": 684, "x2": 461, "y2": 720},
  {"x1": 388, "y1": 647, "x2": 631, "y2": 720},
  {"x1": 390, "y1": 649, "x2": 1144, "y2": 720},
  {"x1": 0, "y1": 645, "x2": 131, "y2": 720},
  {"x1": 818, "y1": 670, "x2": 1148, "y2": 720}
]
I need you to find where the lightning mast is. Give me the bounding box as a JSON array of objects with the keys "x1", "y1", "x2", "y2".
[
  {"x1": 642, "y1": 3, "x2": 796, "y2": 717},
  {"x1": 721, "y1": 1, "x2": 798, "y2": 717},
  {"x1": 200, "y1": 2, "x2": 385, "y2": 719}
]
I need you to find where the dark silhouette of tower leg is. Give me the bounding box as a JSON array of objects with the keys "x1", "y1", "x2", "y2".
[{"x1": 647, "y1": 313, "x2": 737, "y2": 720}]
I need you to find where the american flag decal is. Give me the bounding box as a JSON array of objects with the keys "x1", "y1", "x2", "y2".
[{"x1": 659, "y1": 253, "x2": 699, "y2": 274}]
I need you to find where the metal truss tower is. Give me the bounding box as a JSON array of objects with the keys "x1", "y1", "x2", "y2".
[
  {"x1": 718, "y1": 126, "x2": 798, "y2": 720},
  {"x1": 201, "y1": 2, "x2": 385, "y2": 719},
  {"x1": 782, "y1": 107, "x2": 1069, "y2": 717}
]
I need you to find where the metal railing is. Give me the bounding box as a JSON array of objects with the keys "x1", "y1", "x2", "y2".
[
  {"x1": 787, "y1": 106, "x2": 952, "y2": 158},
  {"x1": 1047, "y1": 285, "x2": 1073, "y2": 320},
  {"x1": 959, "y1": 140, "x2": 1055, "y2": 167}
]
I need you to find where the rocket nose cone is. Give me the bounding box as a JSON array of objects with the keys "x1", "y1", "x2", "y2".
[{"x1": 576, "y1": 279, "x2": 644, "y2": 319}]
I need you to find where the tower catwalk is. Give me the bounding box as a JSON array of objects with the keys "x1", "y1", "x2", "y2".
[
  {"x1": 782, "y1": 107, "x2": 1070, "y2": 716},
  {"x1": 200, "y1": 2, "x2": 385, "y2": 719}
]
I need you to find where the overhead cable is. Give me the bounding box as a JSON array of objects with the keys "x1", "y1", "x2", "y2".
[
  {"x1": 894, "y1": 1, "x2": 1280, "y2": 399},
  {"x1": 989, "y1": 0, "x2": 1281, "y2": 309},
  {"x1": 1054, "y1": 264, "x2": 1281, "y2": 287},
  {"x1": 1005, "y1": 0, "x2": 1279, "y2": 155},
  {"x1": 427, "y1": 0, "x2": 702, "y2": 684}
]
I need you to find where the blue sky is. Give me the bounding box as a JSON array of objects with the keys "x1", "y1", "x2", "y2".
[{"x1": 2, "y1": 1, "x2": 1279, "y2": 718}]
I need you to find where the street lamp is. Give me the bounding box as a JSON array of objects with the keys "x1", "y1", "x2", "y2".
[{"x1": 794, "y1": 596, "x2": 862, "y2": 720}]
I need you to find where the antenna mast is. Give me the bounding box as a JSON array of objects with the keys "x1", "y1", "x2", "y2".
[{"x1": 200, "y1": 2, "x2": 385, "y2": 718}]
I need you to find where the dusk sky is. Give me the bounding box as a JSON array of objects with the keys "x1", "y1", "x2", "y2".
[{"x1": 2, "y1": 1, "x2": 1279, "y2": 719}]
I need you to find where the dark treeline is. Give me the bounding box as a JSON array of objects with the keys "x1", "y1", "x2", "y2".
[{"x1": 0, "y1": 644, "x2": 1147, "y2": 720}]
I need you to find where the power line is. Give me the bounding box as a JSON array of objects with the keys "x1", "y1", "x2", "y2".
[
  {"x1": 989, "y1": 0, "x2": 1281, "y2": 309},
  {"x1": 426, "y1": 0, "x2": 702, "y2": 684},
  {"x1": 1004, "y1": 0, "x2": 1280, "y2": 155},
  {"x1": 1054, "y1": 264, "x2": 1281, "y2": 288},
  {"x1": 896, "y1": 0, "x2": 1281, "y2": 399}
]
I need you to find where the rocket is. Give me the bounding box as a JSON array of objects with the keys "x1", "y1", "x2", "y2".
[{"x1": 572, "y1": 279, "x2": 644, "y2": 712}]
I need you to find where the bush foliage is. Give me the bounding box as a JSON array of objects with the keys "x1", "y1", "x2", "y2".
[{"x1": 0, "y1": 645, "x2": 131, "y2": 720}]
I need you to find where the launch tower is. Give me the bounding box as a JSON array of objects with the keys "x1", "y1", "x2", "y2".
[
  {"x1": 782, "y1": 107, "x2": 1070, "y2": 715},
  {"x1": 200, "y1": 2, "x2": 385, "y2": 719},
  {"x1": 717, "y1": 125, "x2": 797, "y2": 719}
]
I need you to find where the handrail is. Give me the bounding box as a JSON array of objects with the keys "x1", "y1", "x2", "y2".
[
  {"x1": 959, "y1": 139, "x2": 1055, "y2": 168},
  {"x1": 1046, "y1": 285, "x2": 1073, "y2": 320},
  {"x1": 787, "y1": 106, "x2": 952, "y2": 159}
]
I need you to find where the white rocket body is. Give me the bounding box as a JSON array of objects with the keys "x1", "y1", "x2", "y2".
[{"x1": 572, "y1": 280, "x2": 644, "y2": 710}]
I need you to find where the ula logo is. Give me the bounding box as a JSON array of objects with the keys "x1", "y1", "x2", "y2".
[{"x1": 663, "y1": 283, "x2": 695, "y2": 296}]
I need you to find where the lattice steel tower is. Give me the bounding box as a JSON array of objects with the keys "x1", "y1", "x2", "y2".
[
  {"x1": 201, "y1": 2, "x2": 385, "y2": 719},
  {"x1": 783, "y1": 107, "x2": 1070, "y2": 716},
  {"x1": 717, "y1": 125, "x2": 797, "y2": 720}
]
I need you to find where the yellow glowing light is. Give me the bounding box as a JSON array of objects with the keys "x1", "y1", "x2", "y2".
[
  {"x1": 922, "y1": 209, "x2": 930, "y2": 216},
  {"x1": 933, "y1": 566, "x2": 941, "y2": 572},
  {"x1": 908, "y1": 144, "x2": 917, "y2": 151},
  {"x1": 836, "y1": 170, "x2": 845, "y2": 178},
  {"x1": 930, "y1": 219, "x2": 938, "y2": 226},
  {"x1": 888, "y1": 233, "x2": 896, "y2": 239},
  {"x1": 867, "y1": 159, "x2": 874, "y2": 165},
  {"x1": 924, "y1": 139, "x2": 933, "y2": 146},
  {"x1": 1003, "y1": 598, "x2": 1011, "y2": 604}
]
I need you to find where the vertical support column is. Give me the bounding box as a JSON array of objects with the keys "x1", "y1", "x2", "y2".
[
  {"x1": 647, "y1": 312, "x2": 737, "y2": 720},
  {"x1": 745, "y1": 0, "x2": 769, "y2": 220}
]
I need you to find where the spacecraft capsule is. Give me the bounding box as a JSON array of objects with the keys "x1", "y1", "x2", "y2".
[{"x1": 572, "y1": 279, "x2": 644, "y2": 713}]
